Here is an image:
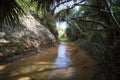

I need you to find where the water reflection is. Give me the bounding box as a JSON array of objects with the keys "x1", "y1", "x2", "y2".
[
  {"x1": 0, "y1": 43, "x2": 96, "y2": 80},
  {"x1": 55, "y1": 43, "x2": 72, "y2": 68},
  {"x1": 48, "y1": 43, "x2": 74, "y2": 80}
]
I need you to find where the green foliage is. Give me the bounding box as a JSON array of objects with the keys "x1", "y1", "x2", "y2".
[
  {"x1": 0, "y1": 0, "x2": 24, "y2": 30},
  {"x1": 17, "y1": 0, "x2": 37, "y2": 12},
  {"x1": 0, "y1": 0, "x2": 120, "y2": 79},
  {"x1": 63, "y1": 0, "x2": 120, "y2": 80},
  {"x1": 60, "y1": 38, "x2": 73, "y2": 43},
  {"x1": 112, "y1": 2, "x2": 120, "y2": 24},
  {"x1": 31, "y1": 0, "x2": 54, "y2": 13},
  {"x1": 65, "y1": 24, "x2": 79, "y2": 41}
]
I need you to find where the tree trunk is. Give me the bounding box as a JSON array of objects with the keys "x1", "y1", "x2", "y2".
[{"x1": 99, "y1": 0, "x2": 120, "y2": 45}]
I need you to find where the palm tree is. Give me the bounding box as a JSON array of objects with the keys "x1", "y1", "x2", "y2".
[
  {"x1": 0, "y1": 0, "x2": 24, "y2": 30},
  {"x1": 0, "y1": 0, "x2": 58, "y2": 30},
  {"x1": 0, "y1": 0, "x2": 79, "y2": 29}
]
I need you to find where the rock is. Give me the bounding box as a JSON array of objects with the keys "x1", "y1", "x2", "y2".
[{"x1": 0, "y1": 13, "x2": 57, "y2": 57}]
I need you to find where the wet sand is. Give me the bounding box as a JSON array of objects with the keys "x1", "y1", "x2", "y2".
[{"x1": 0, "y1": 43, "x2": 97, "y2": 80}]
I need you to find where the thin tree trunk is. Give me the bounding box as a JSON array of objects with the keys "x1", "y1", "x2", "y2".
[{"x1": 99, "y1": 0, "x2": 120, "y2": 45}]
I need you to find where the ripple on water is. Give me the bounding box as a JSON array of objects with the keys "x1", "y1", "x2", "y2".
[
  {"x1": 47, "y1": 44, "x2": 75, "y2": 80},
  {"x1": 55, "y1": 44, "x2": 72, "y2": 68}
]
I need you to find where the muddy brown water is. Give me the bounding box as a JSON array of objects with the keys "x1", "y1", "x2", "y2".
[{"x1": 0, "y1": 43, "x2": 97, "y2": 80}]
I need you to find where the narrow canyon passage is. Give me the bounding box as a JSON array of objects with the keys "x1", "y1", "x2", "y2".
[{"x1": 0, "y1": 43, "x2": 97, "y2": 80}]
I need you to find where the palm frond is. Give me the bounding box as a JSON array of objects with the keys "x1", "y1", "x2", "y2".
[
  {"x1": 31, "y1": 0, "x2": 54, "y2": 14},
  {"x1": 0, "y1": 0, "x2": 77, "y2": 30},
  {"x1": 0, "y1": 0, "x2": 24, "y2": 30}
]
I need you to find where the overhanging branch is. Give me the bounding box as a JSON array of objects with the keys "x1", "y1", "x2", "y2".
[
  {"x1": 72, "y1": 18, "x2": 110, "y2": 29},
  {"x1": 68, "y1": 20, "x2": 89, "y2": 38},
  {"x1": 77, "y1": 4, "x2": 100, "y2": 9},
  {"x1": 104, "y1": 0, "x2": 120, "y2": 29},
  {"x1": 86, "y1": 28, "x2": 110, "y2": 31},
  {"x1": 51, "y1": 0, "x2": 72, "y2": 13},
  {"x1": 54, "y1": 3, "x2": 100, "y2": 18},
  {"x1": 53, "y1": 0, "x2": 86, "y2": 15}
]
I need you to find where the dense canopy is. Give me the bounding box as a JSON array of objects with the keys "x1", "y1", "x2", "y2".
[{"x1": 0, "y1": 0, "x2": 120, "y2": 80}]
